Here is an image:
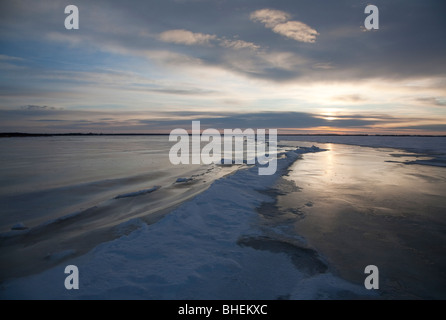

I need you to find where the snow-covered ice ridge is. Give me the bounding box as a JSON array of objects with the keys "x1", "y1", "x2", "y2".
[
  {"x1": 0, "y1": 146, "x2": 376, "y2": 300},
  {"x1": 114, "y1": 186, "x2": 161, "y2": 199},
  {"x1": 280, "y1": 136, "x2": 446, "y2": 167}
]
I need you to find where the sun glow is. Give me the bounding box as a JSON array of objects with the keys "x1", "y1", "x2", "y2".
[{"x1": 318, "y1": 108, "x2": 342, "y2": 121}]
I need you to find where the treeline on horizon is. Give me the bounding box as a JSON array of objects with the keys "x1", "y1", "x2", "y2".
[{"x1": 1, "y1": 132, "x2": 445, "y2": 138}]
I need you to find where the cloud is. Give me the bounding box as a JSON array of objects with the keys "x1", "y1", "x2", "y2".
[
  {"x1": 129, "y1": 111, "x2": 405, "y2": 133},
  {"x1": 147, "y1": 87, "x2": 217, "y2": 95},
  {"x1": 2, "y1": 106, "x2": 443, "y2": 134},
  {"x1": 32, "y1": 119, "x2": 68, "y2": 122},
  {"x1": 395, "y1": 124, "x2": 446, "y2": 132},
  {"x1": 0, "y1": 54, "x2": 24, "y2": 61},
  {"x1": 272, "y1": 21, "x2": 319, "y2": 43},
  {"x1": 416, "y1": 97, "x2": 446, "y2": 107},
  {"x1": 0, "y1": 0, "x2": 445, "y2": 136},
  {"x1": 0, "y1": 108, "x2": 378, "y2": 132},
  {"x1": 250, "y1": 9, "x2": 290, "y2": 28},
  {"x1": 251, "y1": 9, "x2": 319, "y2": 43},
  {"x1": 333, "y1": 95, "x2": 367, "y2": 103},
  {"x1": 312, "y1": 62, "x2": 334, "y2": 70},
  {"x1": 159, "y1": 29, "x2": 217, "y2": 45},
  {"x1": 219, "y1": 39, "x2": 260, "y2": 51},
  {"x1": 20, "y1": 105, "x2": 59, "y2": 111},
  {"x1": 159, "y1": 29, "x2": 260, "y2": 51},
  {"x1": 0, "y1": 54, "x2": 27, "y2": 71}
]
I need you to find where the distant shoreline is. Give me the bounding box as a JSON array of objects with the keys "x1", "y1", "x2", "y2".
[{"x1": 1, "y1": 132, "x2": 445, "y2": 138}]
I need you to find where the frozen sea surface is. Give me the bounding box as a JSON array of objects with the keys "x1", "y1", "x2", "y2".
[
  {"x1": 280, "y1": 135, "x2": 446, "y2": 167},
  {"x1": 1, "y1": 145, "x2": 376, "y2": 299},
  {"x1": 0, "y1": 136, "x2": 239, "y2": 280},
  {"x1": 1, "y1": 135, "x2": 445, "y2": 299},
  {"x1": 275, "y1": 140, "x2": 446, "y2": 299}
]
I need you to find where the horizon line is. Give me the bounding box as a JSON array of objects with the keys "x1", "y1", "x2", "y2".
[{"x1": 1, "y1": 132, "x2": 445, "y2": 138}]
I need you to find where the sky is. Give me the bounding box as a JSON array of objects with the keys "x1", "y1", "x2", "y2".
[{"x1": 0, "y1": 0, "x2": 445, "y2": 134}]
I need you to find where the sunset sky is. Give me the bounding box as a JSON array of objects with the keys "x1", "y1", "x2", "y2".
[{"x1": 1, "y1": 0, "x2": 445, "y2": 134}]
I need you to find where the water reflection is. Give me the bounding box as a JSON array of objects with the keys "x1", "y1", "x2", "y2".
[{"x1": 277, "y1": 142, "x2": 446, "y2": 299}]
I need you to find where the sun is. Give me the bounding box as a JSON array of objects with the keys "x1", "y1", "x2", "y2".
[{"x1": 319, "y1": 108, "x2": 341, "y2": 121}]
